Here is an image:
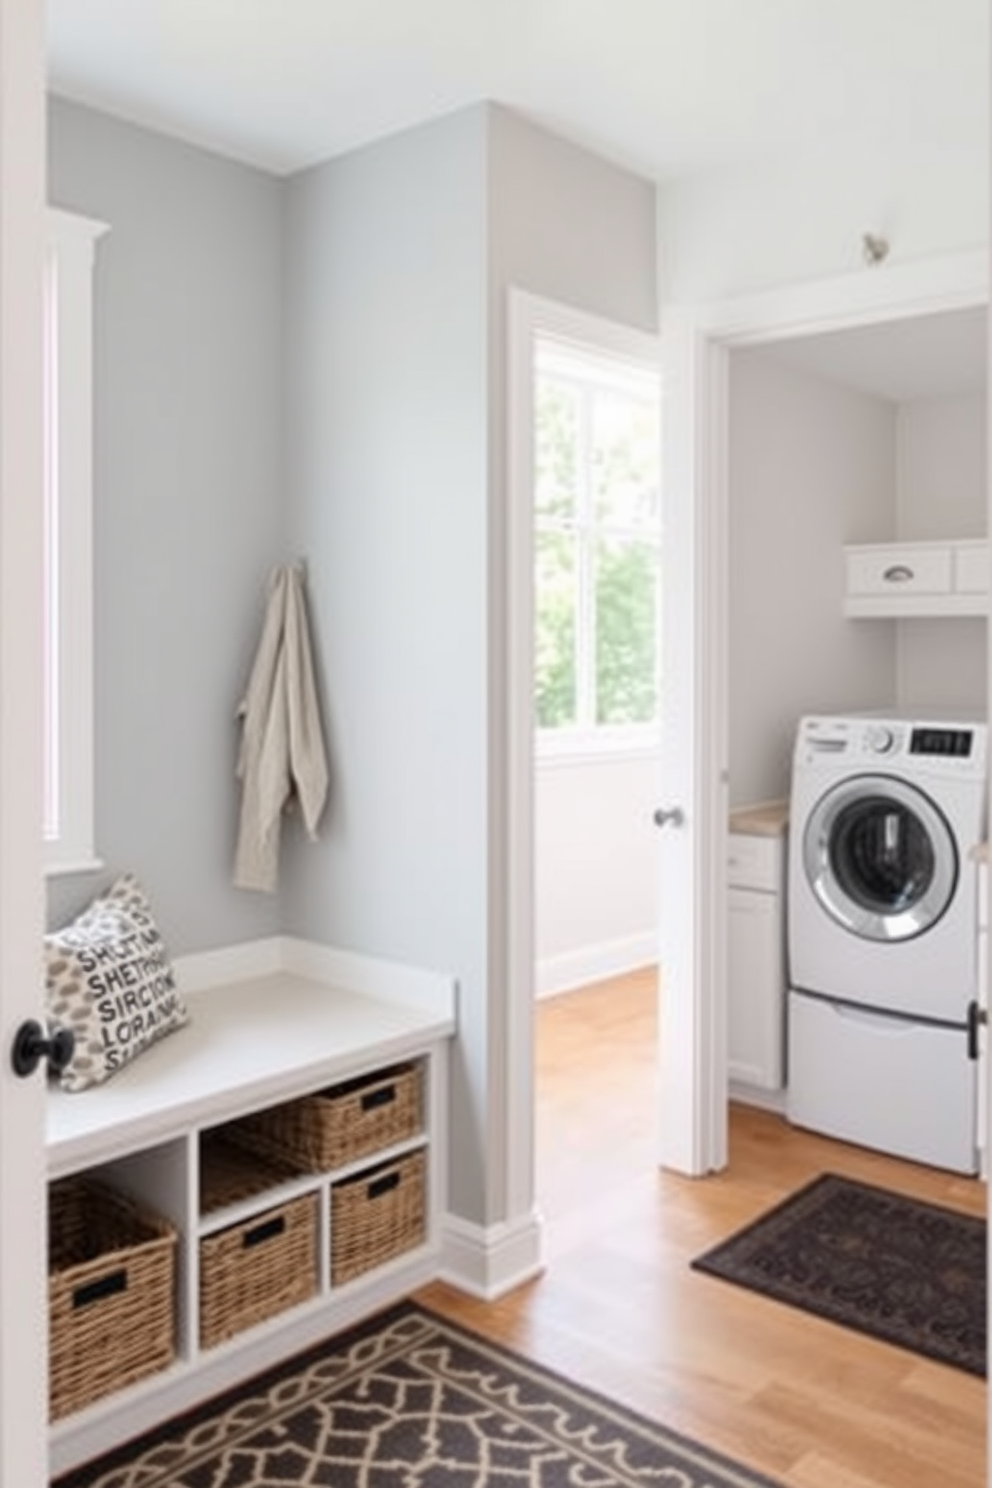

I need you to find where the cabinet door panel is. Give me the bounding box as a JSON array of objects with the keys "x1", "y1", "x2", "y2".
[
  {"x1": 728, "y1": 888, "x2": 784, "y2": 1090},
  {"x1": 846, "y1": 544, "x2": 951, "y2": 597}
]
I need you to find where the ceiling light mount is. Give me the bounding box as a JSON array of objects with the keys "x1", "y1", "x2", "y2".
[{"x1": 862, "y1": 232, "x2": 890, "y2": 266}]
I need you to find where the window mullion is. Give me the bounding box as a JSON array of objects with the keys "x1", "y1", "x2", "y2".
[{"x1": 576, "y1": 384, "x2": 596, "y2": 730}]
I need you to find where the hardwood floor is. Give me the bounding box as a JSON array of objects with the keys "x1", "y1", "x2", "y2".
[{"x1": 416, "y1": 967, "x2": 987, "y2": 1488}]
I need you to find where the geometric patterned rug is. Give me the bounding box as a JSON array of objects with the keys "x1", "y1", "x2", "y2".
[
  {"x1": 692, "y1": 1172, "x2": 986, "y2": 1377},
  {"x1": 52, "y1": 1300, "x2": 787, "y2": 1487}
]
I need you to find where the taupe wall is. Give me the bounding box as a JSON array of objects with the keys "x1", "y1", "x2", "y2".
[
  {"x1": 895, "y1": 391, "x2": 988, "y2": 713},
  {"x1": 728, "y1": 350, "x2": 898, "y2": 807},
  {"x1": 728, "y1": 362, "x2": 988, "y2": 806}
]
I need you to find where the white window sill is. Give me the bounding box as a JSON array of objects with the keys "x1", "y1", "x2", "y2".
[
  {"x1": 536, "y1": 732, "x2": 660, "y2": 769},
  {"x1": 44, "y1": 855, "x2": 105, "y2": 879}
]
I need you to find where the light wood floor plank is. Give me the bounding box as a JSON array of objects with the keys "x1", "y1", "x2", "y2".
[{"x1": 416, "y1": 967, "x2": 987, "y2": 1487}]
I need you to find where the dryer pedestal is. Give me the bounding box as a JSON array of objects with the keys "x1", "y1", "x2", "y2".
[{"x1": 787, "y1": 989, "x2": 977, "y2": 1175}]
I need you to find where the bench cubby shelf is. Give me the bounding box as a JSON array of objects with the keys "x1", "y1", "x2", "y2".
[{"x1": 47, "y1": 958, "x2": 455, "y2": 1479}]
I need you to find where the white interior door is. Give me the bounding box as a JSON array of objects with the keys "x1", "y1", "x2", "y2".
[
  {"x1": 0, "y1": 0, "x2": 50, "y2": 1479},
  {"x1": 655, "y1": 308, "x2": 729, "y2": 1175}
]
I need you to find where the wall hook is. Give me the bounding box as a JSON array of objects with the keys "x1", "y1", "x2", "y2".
[{"x1": 862, "y1": 232, "x2": 890, "y2": 266}]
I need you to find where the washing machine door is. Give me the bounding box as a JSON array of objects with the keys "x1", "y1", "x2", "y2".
[{"x1": 803, "y1": 774, "x2": 958, "y2": 942}]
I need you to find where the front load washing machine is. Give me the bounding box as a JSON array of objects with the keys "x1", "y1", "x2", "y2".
[{"x1": 787, "y1": 711, "x2": 987, "y2": 1173}]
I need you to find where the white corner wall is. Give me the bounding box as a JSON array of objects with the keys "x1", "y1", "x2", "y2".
[
  {"x1": 535, "y1": 753, "x2": 658, "y2": 996},
  {"x1": 728, "y1": 350, "x2": 898, "y2": 806}
]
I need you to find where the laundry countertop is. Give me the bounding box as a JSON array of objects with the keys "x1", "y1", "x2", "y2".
[{"x1": 728, "y1": 799, "x2": 789, "y2": 837}]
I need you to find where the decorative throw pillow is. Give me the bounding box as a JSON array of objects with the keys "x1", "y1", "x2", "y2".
[{"x1": 45, "y1": 873, "x2": 189, "y2": 1092}]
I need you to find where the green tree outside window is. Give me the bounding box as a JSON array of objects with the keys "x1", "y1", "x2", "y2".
[{"x1": 534, "y1": 346, "x2": 660, "y2": 739}]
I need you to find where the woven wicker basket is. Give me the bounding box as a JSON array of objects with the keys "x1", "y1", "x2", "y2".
[
  {"x1": 199, "y1": 1191, "x2": 318, "y2": 1349},
  {"x1": 230, "y1": 1061, "x2": 423, "y2": 1174},
  {"x1": 331, "y1": 1148, "x2": 426, "y2": 1286},
  {"x1": 199, "y1": 1128, "x2": 302, "y2": 1215},
  {"x1": 49, "y1": 1176, "x2": 177, "y2": 1421}
]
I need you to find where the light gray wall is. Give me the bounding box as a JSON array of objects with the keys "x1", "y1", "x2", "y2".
[
  {"x1": 48, "y1": 95, "x2": 656, "y2": 1230},
  {"x1": 282, "y1": 102, "x2": 656, "y2": 1228},
  {"x1": 47, "y1": 98, "x2": 286, "y2": 950},
  {"x1": 728, "y1": 350, "x2": 898, "y2": 807},
  {"x1": 280, "y1": 108, "x2": 492, "y2": 1222},
  {"x1": 895, "y1": 390, "x2": 988, "y2": 712}
]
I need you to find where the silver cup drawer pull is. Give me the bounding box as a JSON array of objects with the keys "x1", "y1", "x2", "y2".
[{"x1": 882, "y1": 564, "x2": 915, "y2": 583}]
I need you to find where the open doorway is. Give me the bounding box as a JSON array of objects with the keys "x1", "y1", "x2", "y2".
[
  {"x1": 724, "y1": 302, "x2": 988, "y2": 1172},
  {"x1": 660, "y1": 247, "x2": 989, "y2": 1176},
  {"x1": 523, "y1": 319, "x2": 663, "y2": 1239}
]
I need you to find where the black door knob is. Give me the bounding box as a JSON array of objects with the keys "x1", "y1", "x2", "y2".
[{"x1": 11, "y1": 1019, "x2": 75, "y2": 1078}]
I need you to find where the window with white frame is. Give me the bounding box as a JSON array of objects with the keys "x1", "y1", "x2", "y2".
[
  {"x1": 44, "y1": 209, "x2": 107, "y2": 873},
  {"x1": 534, "y1": 337, "x2": 661, "y2": 755}
]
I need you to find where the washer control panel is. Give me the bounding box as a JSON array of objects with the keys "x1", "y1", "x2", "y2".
[{"x1": 795, "y1": 714, "x2": 988, "y2": 778}]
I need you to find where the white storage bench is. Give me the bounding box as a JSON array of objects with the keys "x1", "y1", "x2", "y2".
[{"x1": 46, "y1": 942, "x2": 456, "y2": 1478}]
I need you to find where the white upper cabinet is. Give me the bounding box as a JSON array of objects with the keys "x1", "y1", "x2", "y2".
[{"x1": 844, "y1": 538, "x2": 989, "y2": 617}]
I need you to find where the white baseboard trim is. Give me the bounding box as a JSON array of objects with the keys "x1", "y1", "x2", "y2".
[
  {"x1": 438, "y1": 1210, "x2": 544, "y2": 1300},
  {"x1": 536, "y1": 933, "x2": 656, "y2": 999},
  {"x1": 173, "y1": 936, "x2": 456, "y2": 1022},
  {"x1": 729, "y1": 1079, "x2": 786, "y2": 1115}
]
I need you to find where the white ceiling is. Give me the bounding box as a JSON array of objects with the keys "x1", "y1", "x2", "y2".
[
  {"x1": 46, "y1": 0, "x2": 988, "y2": 182},
  {"x1": 758, "y1": 306, "x2": 988, "y2": 404}
]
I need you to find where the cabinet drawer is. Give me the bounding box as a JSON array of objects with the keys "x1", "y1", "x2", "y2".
[
  {"x1": 954, "y1": 541, "x2": 990, "y2": 595},
  {"x1": 727, "y1": 832, "x2": 783, "y2": 891},
  {"x1": 846, "y1": 544, "x2": 951, "y2": 598}
]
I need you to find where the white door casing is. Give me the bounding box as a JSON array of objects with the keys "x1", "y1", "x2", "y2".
[
  {"x1": 663, "y1": 246, "x2": 989, "y2": 1180},
  {"x1": 0, "y1": 0, "x2": 50, "y2": 1478}
]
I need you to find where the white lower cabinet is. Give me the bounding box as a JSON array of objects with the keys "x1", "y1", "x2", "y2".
[
  {"x1": 47, "y1": 969, "x2": 454, "y2": 1478},
  {"x1": 977, "y1": 862, "x2": 988, "y2": 1179},
  {"x1": 727, "y1": 830, "x2": 786, "y2": 1094}
]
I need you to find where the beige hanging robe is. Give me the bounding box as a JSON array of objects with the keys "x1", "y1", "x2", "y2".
[{"x1": 233, "y1": 562, "x2": 329, "y2": 892}]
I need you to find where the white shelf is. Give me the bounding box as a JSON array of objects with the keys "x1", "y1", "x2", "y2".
[{"x1": 844, "y1": 538, "x2": 989, "y2": 618}]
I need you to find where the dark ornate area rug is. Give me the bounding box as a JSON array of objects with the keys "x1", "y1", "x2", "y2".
[
  {"x1": 692, "y1": 1172, "x2": 986, "y2": 1376},
  {"x1": 53, "y1": 1300, "x2": 786, "y2": 1488}
]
